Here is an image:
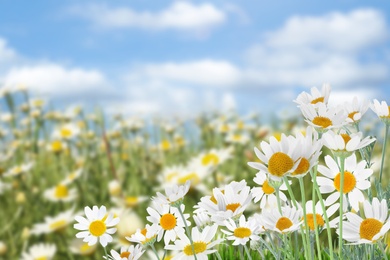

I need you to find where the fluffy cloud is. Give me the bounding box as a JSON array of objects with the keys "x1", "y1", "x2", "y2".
[{"x1": 71, "y1": 2, "x2": 226, "y2": 32}]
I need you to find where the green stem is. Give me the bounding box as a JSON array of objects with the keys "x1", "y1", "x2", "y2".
[
  {"x1": 177, "y1": 205, "x2": 198, "y2": 260},
  {"x1": 275, "y1": 186, "x2": 282, "y2": 214},
  {"x1": 379, "y1": 124, "x2": 389, "y2": 183},
  {"x1": 244, "y1": 244, "x2": 253, "y2": 260},
  {"x1": 283, "y1": 177, "x2": 298, "y2": 209},
  {"x1": 379, "y1": 242, "x2": 388, "y2": 260},
  {"x1": 214, "y1": 251, "x2": 223, "y2": 260},
  {"x1": 311, "y1": 170, "x2": 322, "y2": 260},
  {"x1": 299, "y1": 177, "x2": 312, "y2": 259},
  {"x1": 150, "y1": 244, "x2": 161, "y2": 260},
  {"x1": 338, "y1": 157, "x2": 346, "y2": 257},
  {"x1": 103, "y1": 246, "x2": 109, "y2": 260}
]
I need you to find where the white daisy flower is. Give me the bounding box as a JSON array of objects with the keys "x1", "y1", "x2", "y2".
[
  {"x1": 61, "y1": 168, "x2": 83, "y2": 185},
  {"x1": 154, "y1": 181, "x2": 191, "y2": 206},
  {"x1": 46, "y1": 139, "x2": 68, "y2": 154},
  {"x1": 4, "y1": 162, "x2": 33, "y2": 177},
  {"x1": 146, "y1": 202, "x2": 189, "y2": 245},
  {"x1": 31, "y1": 208, "x2": 75, "y2": 235},
  {"x1": 262, "y1": 206, "x2": 303, "y2": 234},
  {"x1": 190, "y1": 148, "x2": 232, "y2": 169},
  {"x1": 225, "y1": 132, "x2": 250, "y2": 145},
  {"x1": 126, "y1": 224, "x2": 158, "y2": 246},
  {"x1": 317, "y1": 154, "x2": 372, "y2": 211},
  {"x1": 294, "y1": 83, "x2": 331, "y2": 107},
  {"x1": 371, "y1": 99, "x2": 390, "y2": 124},
  {"x1": 21, "y1": 243, "x2": 56, "y2": 260},
  {"x1": 193, "y1": 211, "x2": 212, "y2": 230},
  {"x1": 165, "y1": 224, "x2": 222, "y2": 260},
  {"x1": 222, "y1": 215, "x2": 261, "y2": 246},
  {"x1": 74, "y1": 205, "x2": 119, "y2": 247},
  {"x1": 69, "y1": 238, "x2": 97, "y2": 256},
  {"x1": 344, "y1": 96, "x2": 369, "y2": 124},
  {"x1": 303, "y1": 200, "x2": 339, "y2": 231},
  {"x1": 251, "y1": 171, "x2": 289, "y2": 209},
  {"x1": 105, "y1": 244, "x2": 145, "y2": 260},
  {"x1": 53, "y1": 123, "x2": 80, "y2": 140},
  {"x1": 43, "y1": 183, "x2": 77, "y2": 202},
  {"x1": 339, "y1": 198, "x2": 390, "y2": 244},
  {"x1": 248, "y1": 134, "x2": 301, "y2": 180},
  {"x1": 300, "y1": 103, "x2": 347, "y2": 133}
]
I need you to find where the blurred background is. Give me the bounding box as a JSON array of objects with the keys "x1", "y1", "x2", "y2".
[{"x1": 0, "y1": 0, "x2": 389, "y2": 120}]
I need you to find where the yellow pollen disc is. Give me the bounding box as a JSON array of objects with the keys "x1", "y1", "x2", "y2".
[
  {"x1": 276, "y1": 217, "x2": 293, "y2": 232},
  {"x1": 54, "y1": 185, "x2": 69, "y2": 198},
  {"x1": 49, "y1": 219, "x2": 67, "y2": 230},
  {"x1": 234, "y1": 227, "x2": 252, "y2": 238},
  {"x1": 125, "y1": 196, "x2": 139, "y2": 207},
  {"x1": 273, "y1": 133, "x2": 282, "y2": 141},
  {"x1": 35, "y1": 257, "x2": 48, "y2": 260},
  {"x1": 348, "y1": 111, "x2": 358, "y2": 121},
  {"x1": 306, "y1": 213, "x2": 325, "y2": 230},
  {"x1": 160, "y1": 213, "x2": 177, "y2": 230},
  {"x1": 226, "y1": 203, "x2": 241, "y2": 213},
  {"x1": 341, "y1": 134, "x2": 351, "y2": 145},
  {"x1": 220, "y1": 124, "x2": 229, "y2": 132},
  {"x1": 233, "y1": 134, "x2": 242, "y2": 141},
  {"x1": 183, "y1": 241, "x2": 207, "y2": 255},
  {"x1": 177, "y1": 173, "x2": 200, "y2": 185},
  {"x1": 360, "y1": 218, "x2": 383, "y2": 241},
  {"x1": 141, "y1": 228, "x2": 147, "y2": 236},
  {"x1": 268, "y1": 152, "x2": 294, "y2": 177},
  {"x1": 262, "y1": 180, "x2": 275, "y2": 195},
  {"x1": 89, "y1": 220, "x2": 106, "y2": 236},
  {"x1": 51, "y1": 140, "x2": 63, "y2": 152},
  {"x1": 60, "y1": 128, "x2": 72, "y2": 138},
  {"x1": 312, "y1": 116, "x2": 332, "y2": 128},
  {"x1": 311, "y1": 97, "x2": 325, "y2": 104},
  {"x1": 120, "y1": 252, "x2": 131, "y2": 258},
  {"x1": 292, "y1": 158, "x2": 310, "y2": 175},
  {"x1": 13, "y1": 166, "x2": 23, "y2": 174},
  {"x1": 334, "y1": 171, "x2": 356, "y2": 193},
  {"x1": 161, "y1": 140, "x2": 171, "y2": 150},
  {"x1": 80, "y1": 243, "x2": 92, "y2": 253},
  {"x1": 201, "y1": 153, "x2": 219, "y2": 166}
]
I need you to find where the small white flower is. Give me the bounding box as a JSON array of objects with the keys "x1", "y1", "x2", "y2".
[
  {"x1": 371, "y1": 99, "x2": 390, "y2": 124},
  {"x1": 126, "y1": 224, "x2": 158, "y2": 246},
  {"x1": 31, "y1": 208, "x2": 75, "y2": 235},
  {"x1": 154, "y1": 181, "x2": 191, "y2": 206},
  {"x1": 74, "y1": 205, "x2": 119, "y2": 247},
  {"x1": 43, "y1": 184, "x2": 77, "y2": 202},
  {"x1": 4, "y1": 162, "x2": 33, "y2": 177},
  {"x1": 294, "y1": 83, "x2": 331, "y2": 107},
  {"x1": 303, "y1": 200, "x2": 339, "y2": 231},
  {"x1": 21, "y1": 243, "x2": 56, "y2": 260},
  {"x1": 344, "y1": 96, "x2": 369, "y2": 124},
  {"x1": 222, "y1": 215, "x2": 261, "y2": 246},
  {"x1": 105, "y1": 244, "x2": 145, "y2": 260},
  {"x1": 322, "y1": 130, "x2": 375, "y2": 156},
  {"x1": 262, "y1": 206, "x2": 303, "y2": 234}
]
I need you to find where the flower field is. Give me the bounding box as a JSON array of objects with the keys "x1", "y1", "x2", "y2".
[{"x1": 1, "y1": 84, "x2": 390, "y2": 260}]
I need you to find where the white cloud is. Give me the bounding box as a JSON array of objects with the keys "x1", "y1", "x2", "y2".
[
  {"x1": 72, "y1": 2, "x2": 226, "y2": 32},
  {"x1": 0, "y1": 38, "x2": 17, "y2": 63}
]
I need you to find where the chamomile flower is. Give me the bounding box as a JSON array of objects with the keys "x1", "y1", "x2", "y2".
[
  {"x1": 294, "y1": 83, "x2": 331, "y2": 107},
  {"x1": 344, "y1": 96, "x2": 369, "y2": 124},
  {"x1": 105, "y1": 245, "x2": 145, "y2": 260},
  {"x1": 371, "y1": 99, "x2": 390, "y2": 124},
  {"x1": 251, "y1": 171, "x2": 289, "y2": 209},
  {"x1": 262, "y1": 206, "x2": 303, "y2": 234},
  {"x1": 31, "y1": 208, "x2": 75, "y2": 235},
  {"x1": 21, "y1": 243, "x2": 56, "y2": 260},
  {"x1": 69, "y1": 238, "x2": 97, "y2": 256},
  {"x1": 146, "y1": 202, "x2": 189, "y2": 245},
  {"x1": 126, "y1": 224, "x2": 158, "y2": 246},
  {"x1": 222, "y1": 215, "x2": 261, "y2": 245},
  {"x1": 4, "y1": 162, "x2": 33, "y2": 177},
  {"x1": 112, "y1": 209, "x2": 144, "y2": 247},
  {"x1": 300, "y1": 103, "x2": 347, "y2": 133},
  {"x1": 193, "y1": 211, "x2": 212, "y2": 230},
  {"x1": 47, "y1": 139, "x2": 68, "y2": 154},
  {"x1": 61, "y1": 168, "x2": 83, "y2": 185},
  {"x1": 74, "y1": 205, "x2": 119, "y2": 247},
  {"x1": 190, "y1": 148, "x2": 232, "y2": 170},
  {"x1": 43, "y1": 183, "x2": 77, "y2": 202},
  {"x1": 154, "y1": 180, "x2": 191, "y2": 206},
  {"x1": 304, "y1": 200, "x2": 339, "y2": 231},
  {"x1": 340, "y1": 198, "x2": 390, "y2": 244},
  {"x1": 165, "y1": 224, "x2": 222, "y2": 260},
  {"x1": 248, "y1": 134, "x2": 301, "y2": 180},
  {"x1": 225, "y1": 132, "x2": 250, "y2": 145},
  {"x1": 317, "y1": 154, "x2": 372, "y2": 211},
  {"x1": 53, "y1": 123, "x2": 80, "y2": 140}
]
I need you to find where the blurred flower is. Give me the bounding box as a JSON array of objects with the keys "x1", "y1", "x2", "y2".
[
  {"x1": 43, "y1": 184, "x2": 77, "y2": 202},
  {"x1": 74, "y1": 205, "x2": 119, "y2": 247},
  {"x1": 0, "y1": 241, "x2": 6, "y2": 255},
  {"x1": 31, "y1": 208, "x2": 75, "y2": 235},
  {"x1": 114, "y1": 210, "x2": 144, "y2": 248},
  {"x1": 190, "y1": 148, "x2": 232, "y2": 170},
  {"x1": 69, "y1": 238, "x2": 97, "y2": 256},
  {"x1": 53, "y1": 123, "x2": 80, "y2": 140},
  {"x1": 4, "y1": 162, "x2": 33, "y2": 177},
  {"x1": 61, "y1": 168, "x2": 83, "y2": 185},
  {"x1": 46, "y1": 139, "x2": 68, "y2": 154},
  {"x1": 21, "y1": 243, "x2": 56, "y2": 260},
  {"x1": 225, "y1": 132, "x2": 250, "y2": 145}
]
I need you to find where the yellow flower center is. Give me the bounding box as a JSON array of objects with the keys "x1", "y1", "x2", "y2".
[
  {"x1": 49, "y1": 219, "x2": 67, "y2": 231},
  {"x1": 51, "y1": 140, "x2": 63, "y2": 152},
  {"x1": 360, "y1": 218, "x2": 383, "y2": 241},
  {"x1": 312, "y1": 116, "x2": 332, "y2": 128},
  {"x1": 177, "y1": 173, "x2": 200, "y2": 185},
  {"x1": 340, "y1": 134, "x2": 351, "y2": 145},
  {"x1": 125, "y1": 196, "x2": 139, "y2": 207},
  {"x1": 226, "y1": 203, "x2": 241, "y2": 213},
  {"x1": 183, "y1": 241, "x2": 207, "y2": 255},
  {"x1": 201, "y1": 153, "x2": 219, "y2": 166},
  {"x1": 35, "y1": 257, "x2": 48, "y2": 260},
  {"x1": 161, "y1": 140, "x2": 171, "y2": 150},
  {"x1": 268, "y1": 152, "x2": 294, "y2": 177},
  {"x1": 80, "y1": 243, "x2": 92, "y2": 253},
  {"x1": 220, "y1": 124, "x2": 229, "y2": 132},
  {"x1": 166, "y1": 172, "x2": 178, "y2": 182},
  {"x1": 61, "y1": 128, "x2": 72, "y2": 138},
  {"x1": 89, "y1": 220, "x2": 106, "y2": 236},
  {"x1": 160, "y1": 213, "x2": 177, "y2": 230},
  {"x1": 120, "y1": 252, "x2": 131, "y2": 258},
  {"x1": 234, "y1": 227, "x2": 252, "y2": 238},
  {"x1": 13, "y1": 166, "x2": 23, "y2": 174},
  {"x1": 276, "y1": 217, "x2": 293, "y2": 232},
  {"x1": 348, "y1": 111, "x2": 358, "y2": 121},
  {"x1": 334, "y1": 171, "x2": 356, "y2": 193},
  {"x1": 311, "y1": 97, "x2": 324, "y2": 104},
  {"x1": 54, "y1": 185, "x2": 69, "y2": 198},
  {"x1": 306, "y1": 213, "x2": 325, "y2": 230},
  {"x1": 68, "y1": 172, "x2": 77, "y2": 181},
  {"x1": 292, "y1": 158, "x2": 310, "y2": 175},
  {"x1": 262, "y1": 180, "x2": 275, "y2": 195},
  {"x1": 141, "y1": 228, "x2": 147, "y2": 236}
]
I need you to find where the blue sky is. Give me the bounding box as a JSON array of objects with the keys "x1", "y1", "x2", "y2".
[{"x1": 0, "y1": 0, "x2": 390, "y2": 119}]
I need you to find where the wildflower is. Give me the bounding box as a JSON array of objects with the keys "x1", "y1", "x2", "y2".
[
  {"x1": 262, "y1": 206, "x2": 303, "y2": 234},
  {"x1": 31, "y1": 208, "x2": 75, "y2": 235},
  {"x1": 43, "y1": 183, "x2": 77, "y2": 202},
  {"x1": 317, "y1": 154, "x2": 372, "y2": 211},
  {"x1": 371, "y1": 99, "x2": 390, "y2": 124},
  {"x1": 146, "y1": 202, "x2": 189, "y2": 245},
  {"x1": 193, "y1": 211, "x2": 212, "y2": 230},
  {"x1": 190, "y1": 148, "x2": 232, "y2": 170},
  {"x1": 112, "y1": 209, "x2": 144, "y2": 247},
  {"x1": 47, "y1": 139, "x2": 68, "y2": 154},
  {"x1": 74, "y1": 205, "x2": 119, "y2": 247},
  {"x1": 21, "y1": 243, "x2": 56, "y2": 260},
  {"x1": 126, "y1": 224, "x2": 158, "y2": 246},
  {"x1": 303, "y1": 200, "x2": 339, "y2": 231},
  {"x1": 61, "y1": 168, "x2": 83, "y2": 185},
  {"x1": 340, "y1": 198, "x2": 390, "y2": 244},
  {"x1": 112, "y1": 195, "x2": 148, "y2": 208},
  {"x1": 53, "y1": 123, "x2": 80, "y2": 140},
  {"x1": 294, "y1": 83, "x2": 331, "y2": 107},
  {"x1": 154, "y1": 181, "x2": 191, "y2": 207},
  {"x1": 222, "y1": 215, "x2": 261, "y2": 245},
  {"x1": 4, "y1": 162, "x2": 33, "y2": 177},
  {"x1": 251, "y1": 171, "x2": 289, "y2": 209},
  {"x1": 69, "y1": 238, "x2": 97, "y2": 256},
  {"x1": 165, "y1": 224, "x2": 222, "y2": 260},
  {"x1": 225, "y1": 132, "x2": 250, "y2": 145},
  {"x1": 344, "y1": 97, "x2": 369, "y2": 124},
  {"x1": 105, "y1": 245, "x2": 145, "y2": 260}
]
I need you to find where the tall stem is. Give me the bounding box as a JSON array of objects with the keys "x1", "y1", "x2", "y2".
[
  {"x1": 275, "y1": 186, "x2": 282, "y2": 214},
  {"x1": 244, "y1": 244, "x2": 253, "y2": 260},
  {"x1": 311, "y1": 170, "x2": 322, "y2": 260},
  {"x1": 299, "y1": 177, "x2": 312, "y2": 259},
  {"x1": 338, "y1": 157, "x2": 346, "y2": 256},
  {"x1": 379, "y1": 124, "x2": 389, "y2": 183},
  {"x1": 150, "y1": 244, "x2": 161, "y2": 260}
]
